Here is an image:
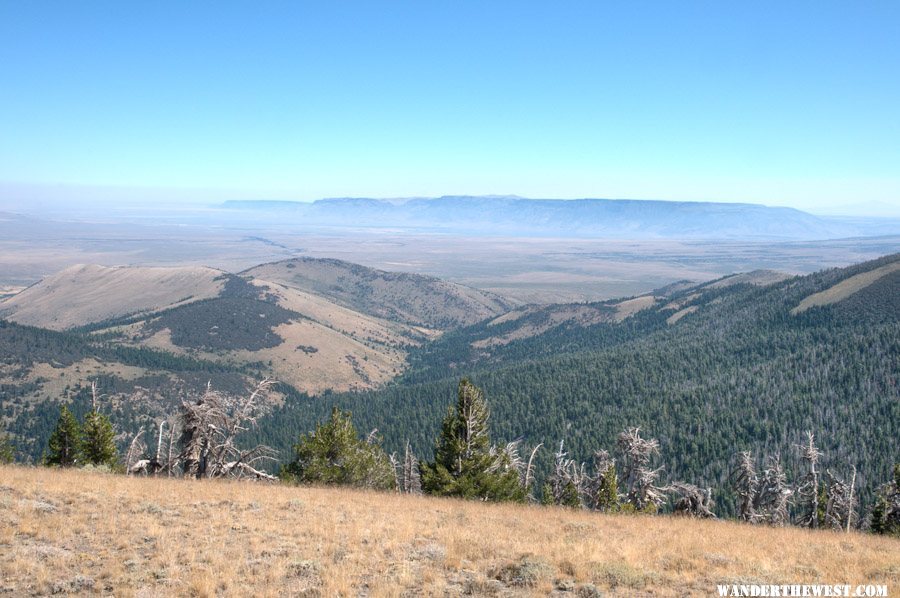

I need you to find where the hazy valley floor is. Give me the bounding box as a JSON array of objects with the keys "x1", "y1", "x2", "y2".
[{"x1": 1, "y1": 466, "x2": 898, "y2": 597}]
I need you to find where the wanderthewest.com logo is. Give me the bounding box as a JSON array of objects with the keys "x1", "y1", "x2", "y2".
[{"x1": 717, "y1": 585, "x2": 888, "y2": 597}]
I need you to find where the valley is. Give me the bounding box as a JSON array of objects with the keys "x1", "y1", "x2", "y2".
[
  {"x1": 1, "y1": 248, "x2": 897, "y2": 520},
  {"x1": 0, "y1": 256, "x2": 513, "y2": 460},
  {"x1": 2, "y1": 203, "x2": 898, "y2": 303},
  {"x1": 5, "y1": 5, "x2": 900, "y2": 594}
]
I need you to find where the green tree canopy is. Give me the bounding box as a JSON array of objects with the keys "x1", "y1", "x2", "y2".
[
  {"x1": 871, "y1": 463, "x2": 900, "y2": 537},
  {"x1": 420, "y1": 379, "x2": 525, "y2": 502},
  {"x1": 81, "y1": 409, "x2": 118, "y2": 468},
  {"x1": 281, "y1": 407, "x2": 395, "y2": 490},
  {"x1": 44, "y1": 405, "x2": 82, "y2": 467},
  {"x1": 0, "y1": 432, "x2": 14, "y2": 464}
]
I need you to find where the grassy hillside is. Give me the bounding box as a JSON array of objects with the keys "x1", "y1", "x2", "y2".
[
  {"x1": 0, "y1": 257, "x2": 514, "y2": 398},
  {"x1": 0, "y1": 257, "x2": 517, "y2": 462},
  {"x1": 243, "y1": 257, "x2": 516, "y2": 329},
  {"x1": 1, "y1": 466, "x2": 897, "y2": 597},
  {"x1": 0, "y1": 264, "x2": 226, "y2": 330}
]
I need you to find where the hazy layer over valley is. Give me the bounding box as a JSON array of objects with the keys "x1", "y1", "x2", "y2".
[{"x1": 1, "y1": 197, "x2": 898, "y2": 303}]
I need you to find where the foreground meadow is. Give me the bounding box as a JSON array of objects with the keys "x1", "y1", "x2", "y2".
[{"x1": 0, "y1": 465, "x2": 897, "y2": 596}]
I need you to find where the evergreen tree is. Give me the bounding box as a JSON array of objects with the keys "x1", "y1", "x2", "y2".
[
  {"x1": 593, "y1": 463, "x2": 620, "y2": 512},
  {"x1": 558, "y1": 480, "x2": 582, "y2": 508},
  {"x1": 870, "y1": 464, "x2": 900, "y2": 537},
  {"x1": 282, "y1": 407, "x2": 395, "y2": 490},
  {"x1": 81, "y1": 409, "x2": 118, "y2": 468},
  {"x1": 0, "y1": 432, "x2": 14, "y2": 464},
  {"x1": 44, "y1": 405, "x2": 81, "y2": 467},
  {"x1": 540, "y1": 482, "x2": 554, "y2": 506},
  {"x1": 420, "y1": 379, "x2": 525, "y2": 502}
]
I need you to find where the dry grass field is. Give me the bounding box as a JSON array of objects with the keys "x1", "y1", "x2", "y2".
[
  {"x1": 1, "y1": 466, "x2": 898, "y2": 597},
  {"x1": 0, "y1": 264, "x2": 226, "y2": 330},
  {"x1": 791, "y1": 261, "x2": 900, "y2": 314}
]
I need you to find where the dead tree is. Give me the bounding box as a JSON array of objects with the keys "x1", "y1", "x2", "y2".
[
  {"x1": 732, "y1": 450, "x2": 760, "y2": 523},
  {"x1": 127, "y1": 415, "x2": 184, "y2": 476},
  {"x1": 796, "y1": 431, "x2": 823, "y2": 528},
  {"x1": 524, "y1": 443, "x2": 542, "y2": 496},
  {"x1": 733, "y1": 452, "x2": 792, "y2": 525},
  {"x1": 585, "y1": 449, "x2": 620, "y2": 512},
  {"x1": 125, "y1": 430, "x2": 148, "y2": 475},
  {"x1": 669, "y1": 482, "x2": 716, "y2": 518},
  {"x1": 399, "y1": 440, "x2": 422, "y2": 494},
  {"x1": 755, "y1": 454, "x2": 793, "y2": 526},
  {"x1": 618, "y1": 428, "x2": 666, "y2": 512},
  {"x1": 824, "y1": 467, "x2": 857, "y2": 532},
  {"x1": 177, "y1": 380, "x2": 278, "y2": 481},
  {"x1": 542, "y1": 440, "x2": 588, "y2": 507},
  {"x1": 149, "y1": 420, "x2": 166, "y2": 474},
  {"x1": 489, "y1": 439, "x2": 541, "y2": 497}
]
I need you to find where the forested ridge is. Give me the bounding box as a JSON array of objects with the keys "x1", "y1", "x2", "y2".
[
  {"x1": 1, "y1": 253, "x2": 898, "y2": 517},
  {"x1": 0, "y1": 318, "x2": 265, "y2": 462},
  {"x1": 248, "y1": 253, "x2": 900, "y2": 515}
]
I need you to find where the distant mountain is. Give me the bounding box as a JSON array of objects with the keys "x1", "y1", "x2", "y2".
[{"x1": 221, "y1": 196, "x2": 900, "y2": 240}]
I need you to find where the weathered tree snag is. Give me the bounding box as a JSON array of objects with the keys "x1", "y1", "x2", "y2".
[
  {"x1": 732, "y1": 450, "x2": 760, "y2": 523},
  {"x1": 669, "y1": 482, "x2": 716, "y2": 518},
  {"x1": 824, "y1": 467, "x2": 857, "y2": 531},
  {"x1": 618, "y1": 428, "x2": 666, "y2": 512},
  {"x1": 796, "y1": 431, "x2": 823, "y2": 528},
  {"x1": 398, "y1": 440, "x2": 422, "y2": 494},
  {"x1": 176, "y1": 379, "x2": 277, "y2": 480},
  {"x1": 756, "y1": 455, "x2": 793, "y2": 526}
]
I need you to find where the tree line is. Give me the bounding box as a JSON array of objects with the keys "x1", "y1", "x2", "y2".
[{"x1": 10, "y1": 377, "x2": 897, "y2": 538}]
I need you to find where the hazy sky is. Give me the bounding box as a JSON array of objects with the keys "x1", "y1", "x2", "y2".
[{"x1": 1, "y1": 2, "x2": 899, "y2": 215}]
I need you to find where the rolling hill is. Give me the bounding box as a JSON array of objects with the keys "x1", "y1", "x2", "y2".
[
  {"x1": 1, "y1": 252, "x2": 898, "y2": 516},
  {"x1": 0, "y1": 257, "x2": 516, "y2": 461},
  {"x1": 249, "y1": 253, "x2": 900, "y2": 515},
  {"x1": 0, "y1": 264, "x2": 227, "y2": 330},
  {"x1": 241, "y1": 257, "x2": 516, "y2": 330}
]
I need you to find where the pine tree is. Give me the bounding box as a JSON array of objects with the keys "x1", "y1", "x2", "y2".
[
  {"x1": 281, "y1": 407, "x2": 395, "y2": 490},
  {"x1": 81, "y1": 409, "x2": 119, "y2": 468},
  {"x1": 420, "y1": 379, "x2": 525, "y2": 502},
  {"x1": 540, "y1": 482, "x2": 555, "y2": 506},
  {"x1": 870, "y1": 464, "x2": 900, "y2": 537},
  {"x1": 44, "y1": 405, "x2": 82, "y2": 467},
  {"x1": 593, "y1": 462, "x2": 620, "y2": 512},
  {"x1": 0, "y1": 432, "x2": 14, "y2": 464}
]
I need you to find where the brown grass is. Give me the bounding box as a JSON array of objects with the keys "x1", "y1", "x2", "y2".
[
  {"x1": 667, "y1": 305, "x2": 699, "y2": 325},
  {"x1": 0, "y1": 264, "x2": 226, "y2": 330},
  {"x1": 792, "y1": 261, "x2": 900, "y2": 314},
  {"x1": 1, "y1": 465, "x2": 898, "y2": 597}
]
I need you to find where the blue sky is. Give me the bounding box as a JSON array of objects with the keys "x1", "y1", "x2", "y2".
[{"x1": 1, "y1": 1, "x2": 899, "y2": 215}]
